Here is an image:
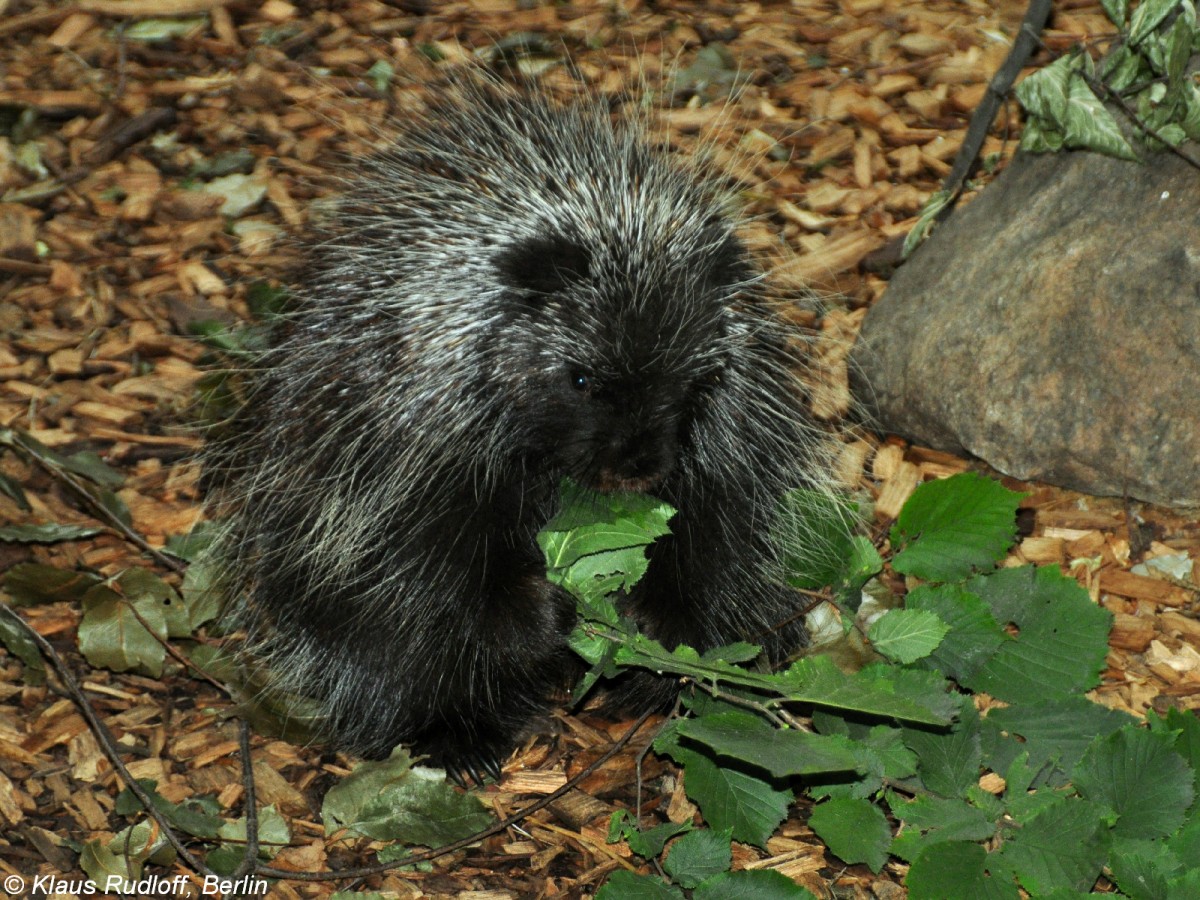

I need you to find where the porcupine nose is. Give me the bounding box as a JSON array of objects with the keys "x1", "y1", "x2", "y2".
[{"x1": 601, "y1": 430, "x2": 671, "y2": 491}]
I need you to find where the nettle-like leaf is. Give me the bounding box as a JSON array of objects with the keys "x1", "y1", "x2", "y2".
[
  {"x1": 890, "y1": 472, "x2": 1024, "y2": 582},
  {"x1": 962, "y1": 565, "x2": 1112, "y2": 703},
  {"x1": 1073, "y1": 726, "x2": 1195, "y2": 839},
  {"x1": 808, "y1": 797, "x2": 891, "y2": 873},
  {"x1": 540, "y1": 480, "x2": 674, "y2": 601},
  {"x1": 867, "y1": 608, "x2": 949, "y2": 664},
  {"x1": 662, "y1": 828, "x2": 732, "y2": 889},
  {"x1": 653, "y1": 738, "x2": 791, "y2": 849},
  {"x1": 322, "y1": 747, "x2": 492, "y2": 845},
  {"x1": 693, "y1": 869, "x2": 819, "y2": 899}
]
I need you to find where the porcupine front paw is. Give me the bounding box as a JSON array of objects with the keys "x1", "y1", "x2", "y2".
[{"x1": 420, "y1": 735, "x2": 509, "y2": 787}]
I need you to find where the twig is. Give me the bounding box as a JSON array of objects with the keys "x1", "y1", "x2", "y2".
[
  {"x1": 1079, "y1": 69, "x2": 1200, "y2": 172},
  {"x1": 935, "y1": 0, "x2": 1054, "y2": 221},
  {"x1": 255, "y1": 709, "x2": 657, "y2": 882},
  {"x1": 228, "y1": 720, "x2": 261, "y2": 885},
  {"x1": 1, "y1": 605, "x2": 219, "y2": 880}
]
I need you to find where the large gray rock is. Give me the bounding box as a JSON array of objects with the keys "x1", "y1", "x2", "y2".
[{"x1": 851, "y1": 147, "x2": 1200, "y2": 507}]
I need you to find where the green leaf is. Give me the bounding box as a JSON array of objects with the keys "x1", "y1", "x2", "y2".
[
  {"x1": 868, "y1": 609, "x2": 948, "y2": 664},
  {"x1": 808, "y1": 797, "x2": 891, "y2": 873},
  {"x1": 208, "y1": 805, "x2": 291, "y2": 874},
  {"x1": 1063, "y1": 74, "x2": 1139, "y2": 160},
  {"x1": 181, "y1": 555, "x2": 226, "y2": 630},
  {"x1": 1150, "y1": 706, "x2": 1200, "y2": 799},
  {"x1": 662, "y1": 828, "x2": 733, "y2": 889},
  {"x1": 1108, "y1": 837, "x2": 1181, "y2": 900},
  {"x1": 630, "y1": 823, "x2": 695, "y2": 859},
  {"x1": 321, "y1": 747, "x2": 493, "y2": 845},
  {"x1": 963, "y1": 566, "x2": 1113, "y2": 704},
  {"x1": 78, "y1": 580, "x2": 168, "y2": 676},
  {"x1": 63, "y1": 450, "x2": 125, "y2": 488},
  {"x1": 1073, "y1": 726, "x2": 1194, "y2": 839},
  {"x1": 0, "y1": 523, "x2": 105, "y2": 543},
  {"x1": 539, "y1": 480, "x2": 674, "y2": 601},
  {"x1": 778, "y1": 655, "x2": 958, "y2": 726},
  {"x1": 0, "y1": 610, "x2": 46, "y2": 684},
  {"x1": 999, "y1": 796, "x2": 1111, "y2": 894},
  {"x1": 115, "y1": 568, "x2": 190, "y2": 639},
  {"x1": 1129, "y1": 0, "x2": 1180, "y2": 45},
  {"x1": 596, "y1": 870, "x2": 685, "y2": 899},
  {"x1": 906, "y1": 842, "x2": 1019, "y2": 900},
  {"x1": 887, "y1": 793, "x2": 995, "y2": 863},
  {"x1": 905, "y1": 584, "x2": 1006, "y2": 681},
  {"x1": 902, "y1": 698, "x2": 983, "y2": 797},
  {"x1": 0, "y1": 471, "x2": 30, "y2": 510},
  {"x1": 677, "y1": 711, "x2": 865, "y2": 779},
  {"x1": 1099, "y1": 0, "x2": 1128, "y2": 26},
  {"x1": 665, "y1": 745, "x2": 791, "y2": 848},
  {"x1": 693, "y1": 868, "x2": 819, "y2": 899},
  {"x1": 114, "y1": 780, "x2": 224, "y2": 839},
  {"x1": 3, "y1": 563, "x2": 101, "y2": 605},
  {"x1": 891, "y1": 473, "x2": 1024, "y2": 582}
]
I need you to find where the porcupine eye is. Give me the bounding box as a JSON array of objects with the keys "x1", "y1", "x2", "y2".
[{"x1": 569, "y1": 372, "x2": 590, "y2": 393}]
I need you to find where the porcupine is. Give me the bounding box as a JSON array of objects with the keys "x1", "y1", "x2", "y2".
[{"x1": 204, "y1": 69, "x2": 846, "y2": 782}]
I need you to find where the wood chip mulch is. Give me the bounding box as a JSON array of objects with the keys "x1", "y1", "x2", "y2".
[{"x1": 0, "y1": 1, "x2": 1197, "y2": 898}]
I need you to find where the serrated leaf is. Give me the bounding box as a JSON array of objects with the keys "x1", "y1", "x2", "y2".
[
  {"x1": 868, "y1": 609, "x2": 948, "y2": 664},
  {"x1": 596, "y1": 870, "x2": 686, "y2": 899},
  {"x1": 668, "y1": 746, "x2": 791, "y2": 848},
  {"x1": 694, "y1": 868, "x2": 819, "y2": 899},
  {"x1": 902, "y1": 698, "x2": 982, "y2": 797},
  {"x1": 887, "y1": 793, "x2": 995, "y2": 863},
  {"x1": 663, "y1": 828, "x2": 732, "y2": 889},
  {"x1": 808, "y1": 797, "x2": 891, "y2": 873},
  {"x1": 963, "y1": 566, "x2": 1112, "y2": 703},
  {"x1": 677, "y1": 711, "x2": 865, "y2": 778},
  {"x1": 776, "y1": 488, "x2": 861, "y2": 590},
  {"x1": 891, "y1": 473, "x2": 1024, "y2": 582},
  {"x1": 905, "y1": 584, "x2": 1007, "y2": 681},
  {"x1": 779, "y1": 654, "x2": 958, "y2": 725},
  {"x1": 982, "y1": 697, "x2": 1134, "y2": 790},
  {"x1": 906, "y1": 842, "x2": 1019, "y2": 900},
  {"x1": 321, "y1": 748, "x2": 493, "y2": 845},
  {"x1": 621, "y1": 819, "x2": 693, "y2": 859},
  {"x1": 1073, "y1": 726, "x2": 1194, "y2": 839},
  {"x1": 999, "y1": 796, "x2": 1110, "y2": 894},
  {"x1": 0, "y1": 523, "x2": 105, "y2": 543},
  {"x1": 1109, "y1": 837, "x2": 1181, "y2": 900}
]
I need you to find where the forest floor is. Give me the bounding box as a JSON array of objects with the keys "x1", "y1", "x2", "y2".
[{"x1": 1, "y1": 0, "x2": 1197, "y2": 897}]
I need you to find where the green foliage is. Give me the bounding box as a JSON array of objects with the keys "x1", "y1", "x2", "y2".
[
  {"x1": 1017, "y1": 0, "x2": 1200, "y2": 155},
  {"x1": 547, "y1": 473, "x2": 1193, "y2": 896}
]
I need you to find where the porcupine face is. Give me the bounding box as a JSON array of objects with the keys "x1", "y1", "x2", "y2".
[{"x1": 494, "y1": 223, "x2": 754, "y2": 494}]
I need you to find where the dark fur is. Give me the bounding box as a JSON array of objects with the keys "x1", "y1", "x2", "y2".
[{"x1": 204, "y1": 73, "x2": 840, "y2": 777}]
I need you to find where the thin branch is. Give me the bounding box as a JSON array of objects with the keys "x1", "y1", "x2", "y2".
[
  {"x1": 2, "y1": 605, "x2": 218, "y2": 879},
  {"x1": 254, "y1": 709, "x2": 657, "y2": 882}
]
